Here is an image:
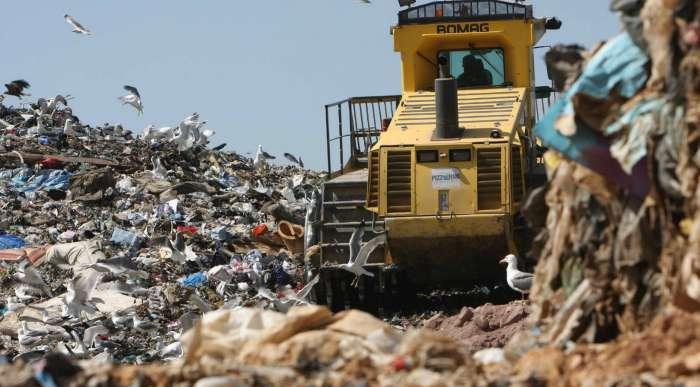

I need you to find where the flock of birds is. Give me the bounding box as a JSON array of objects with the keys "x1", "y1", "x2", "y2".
[{"x1": 2, "y1": 13, "x2": 312, "y2": 169}]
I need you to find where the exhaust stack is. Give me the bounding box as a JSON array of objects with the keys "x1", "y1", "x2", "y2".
[{"x1": 434, "y1": 55, "x2": 462, "y2": 139}]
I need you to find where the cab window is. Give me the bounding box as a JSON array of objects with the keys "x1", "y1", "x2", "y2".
[{"x1": 440, "y1": 48, "x2": 506, "y2": 88}]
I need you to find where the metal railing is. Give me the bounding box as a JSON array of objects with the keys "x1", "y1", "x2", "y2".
[
  {"x1": 399, "y1": 0, "x2": 532, "y2": 25},
  {"x1": 324, "y1": 95, "x2": 401, "y2": 175},
  {"x1": 534, "y1": 85, "x2": 558, "y2": 123}
]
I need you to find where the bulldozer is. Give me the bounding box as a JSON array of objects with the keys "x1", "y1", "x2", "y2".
[{"x1": 311, "y1": 0, "x2": 560, "y2": 310}]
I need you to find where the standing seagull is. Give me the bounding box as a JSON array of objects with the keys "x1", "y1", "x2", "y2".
[
  {"x1": 119, "y1": 85, "x2": 143, "y2": 115},
  {"x1": 498, "y1": 254, "x2": 534, "y2": 300},
  {"x1": 4, "y1": 80, "x2": 31, "y2": 99},
  {"x1": 253, "y1": 145, "x2": 275, "y2": 170},
  {"x1": 64, "y1": 15, "x2": 92, "y2": 35}
]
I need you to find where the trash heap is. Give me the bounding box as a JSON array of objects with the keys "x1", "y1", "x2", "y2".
[
  {"x1": 8, "y1": 0, "x2": 700, "y2": 384},
  {"x1": 507, "y1": 0, "x2": 700, "y2": 383},
  {"x1": 0, "y1": 96, "x2": 326, "y2": 364}
]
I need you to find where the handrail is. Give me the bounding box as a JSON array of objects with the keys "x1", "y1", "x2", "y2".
[{"x1": 324, "y1": 95, "x2": 401, "y2": 175}]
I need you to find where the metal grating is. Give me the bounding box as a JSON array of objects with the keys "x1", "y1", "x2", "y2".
[
  {"x1": 399, "y1": 1, "x2": 531, "y2": 25},
  {"x1": 477, "y1": 148, "x2": 502, "y2": 210},
  {"x1": 393, "y1": 90, "x2": 521, "y2": 129},
  {"x1": 511, "y1": 146, "x2": 523, "y2": 205},
  {"x1": 367, "y1": 151, "x2": 380, "y2": 207},
  {"x1": 386, "y1": 150, "x2": 412, "y2": 213}
]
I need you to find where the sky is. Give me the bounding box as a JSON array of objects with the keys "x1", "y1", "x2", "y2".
[{"x1": 1, "y1": 1, "x2": 620, "y2": 170}]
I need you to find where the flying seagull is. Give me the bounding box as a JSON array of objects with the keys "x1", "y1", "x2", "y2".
[
  {"x1": 499, "y1": 254, "x2": 534, "y2": 300},
  {"x1": 284, "y1": 153, "x2": 304, "y2": 168},
  {"x1": 119, "y1": 85, "x2": 143, "y2": 115},
  {"x1": 62, "y1": 268, "x2": 103, "y2": 318},
  {"x1": 64, "y1": 14, "x2": 92, "y2": 35},
  {"x1": 341, "y1": 229, "x2": 386, "y2": 287},
  {"x1": 287, "y1": 274, "x2": 320, "y2": 305},
  {"x1": 4, "y1": 80, "x2": 31, "y2": 99}
]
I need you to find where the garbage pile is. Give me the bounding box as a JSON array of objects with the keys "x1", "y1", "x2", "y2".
[
  {"x1": 0, "y1": 95, "x2": 326, "y2": 364},
  {"x1": 503, "y1": 0, "x2": 700, "y2": 382}
]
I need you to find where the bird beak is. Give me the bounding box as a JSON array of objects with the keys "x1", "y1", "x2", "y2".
[{"x1": 499, "y1": 258, "x2": 507, "y2": 265}]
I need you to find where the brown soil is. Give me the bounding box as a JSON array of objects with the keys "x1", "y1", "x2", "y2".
[{"x1": 424, "y1": 301, "x2": 529, "y2": 352}]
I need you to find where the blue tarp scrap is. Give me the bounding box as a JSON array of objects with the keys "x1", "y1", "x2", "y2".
[
  {"x1": 0, "y1": 168, "x2": 71, "y2": 193},
  {"x1": 0, "y1": 231, "x2": 26, "y2": 249},
  {"x1": 534, "y1": 32, "x2": 652, "y2": 198},
  {"x1": 180, "y1": 272, "x2": 207, "y2": 288}
]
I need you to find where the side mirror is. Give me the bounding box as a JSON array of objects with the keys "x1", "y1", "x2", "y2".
[
  {"x1": 545, "y1": 18, "x2": 562, "y2": 30},
  {"x1": 535, "y1": 86, "x2": 554, "y2": 99}
]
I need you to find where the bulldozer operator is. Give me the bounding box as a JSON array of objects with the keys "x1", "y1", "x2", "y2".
[{"x1": 457, "y1": 54, "x2": 493, "y2": 88}]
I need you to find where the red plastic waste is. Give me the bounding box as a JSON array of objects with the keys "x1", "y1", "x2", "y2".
[{"x1": 252, "y1": 224, "x2": 268, "y2": 238}]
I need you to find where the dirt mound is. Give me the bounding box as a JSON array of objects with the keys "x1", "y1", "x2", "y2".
[{"x1": 424, "y1": 301, "x2": 529, "y2": 352}]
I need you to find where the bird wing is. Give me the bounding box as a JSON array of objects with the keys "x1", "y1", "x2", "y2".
[
  {"x1": 256, "y1": 287, "x2": 276, "y2": 301},
  {"x1": 354, "y1": 233, "x2": 386, "y2": 266},
  {"x1": 54, "y1": 95, "x2": 68, "y2": 106},
  {"x1": 294, "y1": 274, "x2": 320, "y2": 301},
  {"x1": 65, "y1": 15, "x2": 87, "y2": 31},
  {"x1": 71, "y1": 269, "x2": 101, "y2": 303},
  {"x1": 284, "y1": 153, "x2": 298, "y2": 164},
  {"x1": 262, "y1": 151, "x2": 276, "y2": 159},
  {"x1": 510, "y1": 271, "x2": 533, "y2": 292},
  {"x1": 82, "y1": 325, "x2": 108, "y2": 348},
  {"x1": 123, "y1": 85, "x2": 140, "y2": 98},
  {"x1": 348, "y1": 226, "x2": 365, "y2": 263},
  {"x1": 12, "y1": 80, "x2": 30, "y2": 89}
]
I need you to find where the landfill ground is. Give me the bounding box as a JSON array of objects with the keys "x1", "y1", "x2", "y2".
[{"x1": 7, "y1": 0, "x2": 700, "y2": 386}]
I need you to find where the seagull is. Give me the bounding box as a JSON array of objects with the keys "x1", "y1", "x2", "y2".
[
  {"x1": 133, "y1": 316, "x2": 159, "y2": 334},
  {"x1": 110, "y1": 309, "x2": 135, "y2": 327},
  {"x1": 64, "y1": 14, "x2": 92, "y2": 35},
  {"x1": 254, "y1": 145, "x2": 276, "y2": 170},
  {"x1": 6, "y1": 296, "x2": 25, "y2": 315},
  {"x1": 284, "y1": 153, "x2": 304, "y2": 168},
  {"x1": 14, "y1": 260, "x2": 52, "y2": 297},
  {"x1": 341, "y1": 231, "x2": 386, "y2": 287},
  {"x1": 287, "y1": 274, "x2": 320, "y2": 305},
  {"x1": 63, "y1": 118, "x2": 76, "y2": 135},
  {"x1": 3, "y1": 80, "x2": 31, "y2": 99},
  {"x1": 36, "y1": 95, "x2": 69, "y2": 115},
  {"x1": 150, "y1": 156, "x2": 168, "y2": 179},
  {"x1": 113, "y1": 280, "x2": 149, "y2": 298},
  {"x1": 358, "y1": 0, "x2": 372, "y2": 3},
  {"x1": 62, "y1": 268, "x2": 102, "y2": 318},
  {"x1": 118, "y1": 85, "x2": 143, "y2": 115},
  {"x1": 498, "y1": 254, "x2": 534, "y2": 300},
  {"x1": 82, "y1": 324, "x2": 109, "y2": 349},
  {"x1": 88, "y1": 256, "x2": 148, "y2": 280}
]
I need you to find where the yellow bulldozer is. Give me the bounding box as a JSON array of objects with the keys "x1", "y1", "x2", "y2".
[{"x1": 311, "y1": 0, "x2": 560, "y2": 310}]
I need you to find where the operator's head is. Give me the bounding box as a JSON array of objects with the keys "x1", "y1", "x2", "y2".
[{"x1": 462, "y1": 55, "x2": 478, "y2": 71}]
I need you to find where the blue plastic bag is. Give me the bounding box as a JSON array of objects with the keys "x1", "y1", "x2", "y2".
[
  {"x1": 180, "y1": 272, "x2": 207, "y2": 288},
  {"x1": 0, "y1": 231, "x2": 26, "y2": 249}
]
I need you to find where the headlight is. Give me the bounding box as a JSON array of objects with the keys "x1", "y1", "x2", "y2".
[
  {"x1": 449, "y1": 149, "x2": 471, "y2": 162},
  {"x1": 417, "y1": 150, "x2": 438, "y2": 163}
]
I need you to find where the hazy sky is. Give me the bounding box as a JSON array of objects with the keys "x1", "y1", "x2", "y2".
[{"x1": 1, "y1": 1, "x2": 619, "y2": 169}]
